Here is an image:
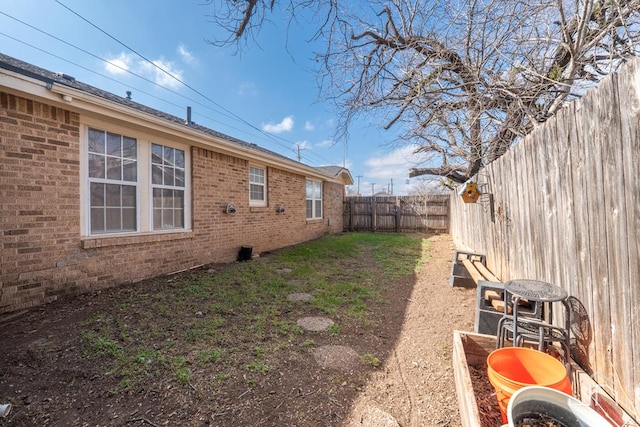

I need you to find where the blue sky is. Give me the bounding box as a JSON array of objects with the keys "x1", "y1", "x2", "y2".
[{"x1": 1, "y1": 0, "x2": 433, "y2": 195}]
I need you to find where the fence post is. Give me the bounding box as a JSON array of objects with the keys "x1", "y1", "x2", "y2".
[
  {"x1": 371, "y1": 197, "x2": 376, "y2": 232},
  {"x1": 395, "y1": 197, "x2": 401, "y2": 232},
  {"x1": 349, "y1": 198, "x2": 355, "y2": 231}
]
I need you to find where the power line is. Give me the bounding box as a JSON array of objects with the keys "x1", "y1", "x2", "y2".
[
  {"x1": 53, "y1": 0, "x2": 340, "y2": 167},
  {"x1": 0, "y1": 31, "x2": 181, "y2": 110},
  {"x1": 0, "y1": 8, "x2": 342, "y2": 167},
  {"x1": 0, "y1": 11, "x2": 236, "y2": 125}
]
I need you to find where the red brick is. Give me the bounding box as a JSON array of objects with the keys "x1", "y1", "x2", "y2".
[{"x1": 1, "y1": 90, "x2": 346, "y2": 314}]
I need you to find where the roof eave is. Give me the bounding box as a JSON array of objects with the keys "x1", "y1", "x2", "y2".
[
  {"x1": 48, "y1": 83, "x2": 346, "y2": 183},
  {"x1": 0, "y1": 66, "x2": 347, "y2": 184}
]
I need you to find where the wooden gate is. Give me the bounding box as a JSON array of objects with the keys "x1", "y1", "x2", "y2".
[{"x1": 343, "y1": 195, "x2": 449, "y2": 232}]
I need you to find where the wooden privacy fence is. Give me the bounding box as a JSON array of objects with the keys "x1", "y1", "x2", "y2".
[
  {"x1": 450, "y1": 58, "x2": 640, "y2": 420},
  {"x1": 343, "y1": 195, "x2": 449, "y2": 232}
]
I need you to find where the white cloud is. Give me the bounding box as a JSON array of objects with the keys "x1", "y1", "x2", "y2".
[
  {"x1": 104, "y1": 52, "x2": 184, "y2": 90},
  {"x1": 177, "y1": 43, "x2": 196, "y2": 65},
  {"x1": 354, "y1": 146, "x2": 441, "y2": 195},
  {"x1": 141, "y1": 59, "x2": 184, "y2": 89},
  {"x1": 304, "y1": 121, "x2": 315, "y2": 131},
  {"x1": 364, "y1": 145, "x2": 429, "y2": 180},
  {"x1": 104, "y1": 52, "x2": 134, "y2": 74},
  {"x1": 262, "y1": 116, "x2": 294, "y2": 133}
]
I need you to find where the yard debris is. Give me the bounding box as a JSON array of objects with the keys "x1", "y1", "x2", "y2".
[{"x1": 126, "y1": 416, "x2": 159, "y2": 427}]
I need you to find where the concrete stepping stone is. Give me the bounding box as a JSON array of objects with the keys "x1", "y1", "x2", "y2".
[
  {"x1": 296, "y1": 316, "x2": 334, "y2": 331},
  {"x1": 314, "y1": 345, "x2": 361, "y2": 371},
  {"x1": 287, "y1": 293, "x2": 314, "y2": 302},
  {"x1": 360, "y1": 407, "x2": 400, "y2": 427}
]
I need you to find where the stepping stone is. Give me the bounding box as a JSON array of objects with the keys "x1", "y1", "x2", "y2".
[
  {"x1": 296, "y1": 316, "x2": 334, "y2": 331},
  {"x1": 277, "y1": 268, "x2": 293, "y2": 274},
  {"x1": 288, "y1": 279, "x2": 306, "y2": 286},
  {"x1": 358, "y1": 407, "x2": 400, "y2": 427},
  {"x1": 287, "y1": 293, "x2": 313, "y2": 302},
  {"x1": 314, "y1": 345, "x2": 361, "y2": 371}
]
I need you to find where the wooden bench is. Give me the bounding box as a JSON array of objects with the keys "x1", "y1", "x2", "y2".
[
  {"x1": 459, "y1": 257, "x2": 508, "y2": 313},
  {"x1": 449, "y1": 250, "x2": 510, "y2": 334},
  {"x1": 449, "y1": 250, "x2": 488, "y2": 288},
  {"x1": 450, "y1": 250, "x2": 545, "y2": 335}
]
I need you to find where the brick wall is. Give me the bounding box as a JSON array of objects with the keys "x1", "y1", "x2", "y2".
[{"x1": 1, "y1": 91, "x2": 345, "y2": 313}]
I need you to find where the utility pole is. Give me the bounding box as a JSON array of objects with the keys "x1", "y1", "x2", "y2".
[
  {"x1": 371, "y1": 183, "x2": 375, "y2": 196},
  {"x1": 295, "y1": 144, "x2": 305, "y2": 162},
  {"x1": 357, "y1": 175, "x2": 363, "y2": 195}
]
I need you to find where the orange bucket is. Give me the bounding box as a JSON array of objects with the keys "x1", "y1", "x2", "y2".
[{"x1": 487, "y1": 347, "x2": 572, "y2": 424}]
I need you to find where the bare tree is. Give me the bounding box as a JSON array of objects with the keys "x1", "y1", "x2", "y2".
[{"x1": 206, "y1": 0, "x2": 640, "y2": 183}]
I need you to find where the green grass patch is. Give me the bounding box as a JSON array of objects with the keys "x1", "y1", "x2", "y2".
[
  {"x1": 300, "y1": 339, "x2": 315, "y2": 348},
  {"x1": 327, "y1": 324, "x2": 341, "y2": 335},
  {"x1": 197, "y1": 349, "x2": 223, "y2": 366},
  {"x1": 77, "y1": 232, "x2": 428, "y2": 396},
  {"x1": 82, "y1": 332, "x2": 123, "y2": 359},
  {"x1": 246, "y1": 360, "x2": 270, "y2": 374},
  {"x1": 362, "y1": 353, "x2": 381, "y2": 367}
]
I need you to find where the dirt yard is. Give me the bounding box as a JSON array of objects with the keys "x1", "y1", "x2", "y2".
[
  {"x1": 341, "y1": 234, "x2": 476, "y2": 427},
  {"x1": 0, "y1": 233, "x2": 477, "y2": 426}
]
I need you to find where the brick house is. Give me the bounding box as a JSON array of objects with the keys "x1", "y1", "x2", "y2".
[{"x1": 0, "y1": 53, "x2": 353, "y2": 314}]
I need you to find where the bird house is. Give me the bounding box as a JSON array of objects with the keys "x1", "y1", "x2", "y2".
[{"x1": 459, "y1": 180, "x2": 481, "y2": 203}]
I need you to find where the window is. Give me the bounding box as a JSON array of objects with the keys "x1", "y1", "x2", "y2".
[
  {"x1": 88, "y1": 128, "x2": 138, "y2": 234},
  {"x1": 152, "y1": 144, "x2": 185, "y2": 230},
  {"x1": 249, "y1": 166, "x2": 266, "y2": 206},
  {"x1": 306, "y1": 179, "x2": 322, "y2": 219},
  {"x1": 84, "y1": 125, "x2": 190, "y2": 236}
]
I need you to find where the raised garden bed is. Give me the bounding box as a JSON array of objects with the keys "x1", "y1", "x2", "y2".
[{"x1": 452, "y1": 330, "x2": 639, "y2": 427}]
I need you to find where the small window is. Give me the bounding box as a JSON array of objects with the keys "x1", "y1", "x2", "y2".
[
  {"x1": 249, "y1": 166, "x2": 267, "y2": 206},
  {"x1": 306, "y1": 179, "x2": 322, "y2": 219}
]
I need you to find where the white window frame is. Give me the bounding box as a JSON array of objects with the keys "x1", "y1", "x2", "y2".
[
  {"x1": 306, "y1": 179, "x2": 323, "y2": 220},
  {"x1": 86, "y1": 127, "x2": 138, "y2": 234},
  {"x1": 151, "y1": 143, "x2": 187, "y2": 231},
  {"x1": 249, "y1": 165, "x2": 267, "y2": 207},
  {"x1": 80, "y1": 121, "x2": 191, "y2": 237}
]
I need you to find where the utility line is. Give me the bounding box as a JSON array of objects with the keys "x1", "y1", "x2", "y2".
[
  {"x1": 0, "y1": 31, "x2": 181, "y2": 111},
  {"x1": 0, "y1": 9, "x2": 340, "y2": 167},
  {"x1": 54, "y1": 0, "x2": 339, "y2": 166}
]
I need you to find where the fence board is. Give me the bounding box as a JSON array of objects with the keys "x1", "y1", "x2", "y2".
[
  {"x1": 602, "y1": 73, "x2": 634, "y2": 409},
  {"x1": 449, "y1": 57, "x2": 640, "y2": 420},
  {"x1": 618, "y1": 58, "x2": 640, "y2": 416},
  {"x1": 584, "y1": 78, "x2": 615, "y2": 389}
]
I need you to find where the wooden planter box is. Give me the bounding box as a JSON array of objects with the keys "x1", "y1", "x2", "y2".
[
  {"x1": 452, "y1": 331, "x2": 496, "y2": 427},
  {"x1": 452, "y1": 330, "x2": 639, "y2": 427}
]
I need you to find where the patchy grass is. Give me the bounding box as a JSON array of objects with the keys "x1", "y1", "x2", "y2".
[
  {"x1": 361, "y1": 353, "x2": 381, "y2": 368},
  {"x1": 78, "y1": 232, "x2": 428, "y2": 394}
]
